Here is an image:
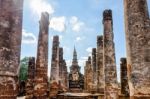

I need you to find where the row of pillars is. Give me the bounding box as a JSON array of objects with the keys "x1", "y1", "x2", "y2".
[
  {"x1": 84, "y1": 0, "x2": 150, "y2": 99},
  {"x1": 0, "y1": 0, "x2": 150, "y2": 99},
  {"x1": 0, "y1": 0, "x2": 49, "y2": 98}
]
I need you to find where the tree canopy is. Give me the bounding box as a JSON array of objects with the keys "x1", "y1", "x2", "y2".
[{"x1": 19, "y1": 57, "x2": 29, "y2": 81}]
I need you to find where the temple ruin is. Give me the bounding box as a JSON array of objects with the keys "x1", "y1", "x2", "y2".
[
  {"x1": 0, "y1": 0, "x2": 150, "y2": 99},
  {"x1": 68, "y1": 47, "x2": 84, "y2": 92}
]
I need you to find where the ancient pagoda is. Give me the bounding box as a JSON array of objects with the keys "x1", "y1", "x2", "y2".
[{"x1": 69, "y1": 47, "x2": 84, "y2": 92}]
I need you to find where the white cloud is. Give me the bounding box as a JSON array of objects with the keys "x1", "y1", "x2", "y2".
[
  {"x1": 78, "y1": 59, "x2": 86, "y2": 66},
  {"x1": 66, "y1": 60, "x2": 72, "y2": 67},
  {"x1": 22, "y1": 29, "x2": 37, "y2": 44},
  {"x1": 75, "y1": 37, "x2": 85, "y2": 42},
  {"x1": 50, "y1": 16, "x2": 66, "y2": 32},
  {"x1": 30, "y1": 0, "x2": 54, "y2": 17},
  {"x1": 81, "y1": 56, "x2": 88, "y2": 60},
  {"x1": 76, "y1": 37, "x2": 82, "y2": 42},
  {"x1": 70, "y1": 16, "x2": 78, "y2": 24},
  {"x1": 70, "y1": 16, "x2": 85, "y2": 32},
  {"x1": 86, "y1": 47, "x2": 93, "y2": 53}
]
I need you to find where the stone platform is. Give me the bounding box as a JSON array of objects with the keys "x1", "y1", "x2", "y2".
[{"x1": 57, "y1": 92, "x2": 103, "y2": 99}]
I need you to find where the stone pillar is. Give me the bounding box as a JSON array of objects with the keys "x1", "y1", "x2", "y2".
[
  {"x1": 92, "y1": 48, "x2": 97, "y2": 90},
  {"x1": 62, "y1": 59, "x2": 68, "y2": 89},
  {"x1": 50, "y1": 35, "x2": 59, "y2": 97},
  {"x1": 59, "y1": 47, "x2": 63, "y2": 80},
  {"x1": 0, "y1": 0, "x2": 23, "y2": 99},
  {"x1": 84, "y1": 61, "x2": 88, "y2": 91},
  {"x1": 50, "y1": 36, "x2": 59, "y2": 82},
  {"x1": 103, "y1": 10, "x2": 118, "y2": 99},
  {"x1": 26, "y1": 57, "x2": 35, "y2": 99},
  {"x1": 58, "y1": 47, "x2": 68, "y2": 90},
  {"x1": 120, "y1": 58, "x2": 129, "y2": 96},
  {"x1": 34, "y1": 12, "x2": 49, "y2": 99},
  {"x1": 96, "y1": 35, "x2": 104, "y2": 93},
  {"x1": 85, "y1": 56, "x2": 93, "y2": 92},
  {"x1": 124, "y1": 0, "x2": 150, "y2": 97}
]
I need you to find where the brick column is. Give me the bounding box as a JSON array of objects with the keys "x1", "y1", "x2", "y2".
[
  {"x1": 49, "y1": 35, "x2": 60, "y2": 98},
  {"x1": 92, "y1": 48, "x2": 97, "y2": 90},
  {"x1": 103, "y1": 9, "x2": 118, "y2": 99},
  {"x1": 124, "y1": 0, "x2": 150, "y2": 97},
  {"x1": 0, "y1": 0, "x2": 23, "y2": 99},
  {"x1": 96, "y1": 35, "x2": 104, "y2": 94},
  {"x1": 120, "y1": 58, "x2": 129, "y2": 96},
  {"x1": 26, "y1": 57, "x2": 35, "y2": 99},
  {"x1": 34, "y1": 12, "x2": 49, "y2": 99}
]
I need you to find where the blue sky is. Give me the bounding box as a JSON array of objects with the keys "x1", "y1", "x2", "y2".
[{"x1": 21, "y1": 0, "x2": 150, "y2": 81}]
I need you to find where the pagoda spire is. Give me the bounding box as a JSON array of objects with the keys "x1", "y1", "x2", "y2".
[{"x1": 73, "y1": 46, "x2": 77, "y2": 62}]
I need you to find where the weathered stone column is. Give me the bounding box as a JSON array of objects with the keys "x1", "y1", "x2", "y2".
[
  {"x1": 92, "y1": 48, "x2": 97, "y2": 90},
  {"x1": 50, "y1": 36, "x2": 59, "y2": 82},
  {"x1": 62, "y1": 59, "x2": 68, "y2": 88},
  {"x1": 26, "y1": 57, "x2": 35, "y2": 99},
  {"x1": 84, "y1": 61, "x2": 88, "y2": 91},
  {"x1": 49, "y1": 35, "x2": 60, "y2": 97},
  {"x1": 59, "y1": 47, "x2": 63, "y2": 80},
  {"x1": 58, "y1": 47, "x2": 68, "y2": 90},
  {"x1": 34, "y1": 12, "x2": 49, "y2": 99},
  {"x1": 124, "y1": 0, "x2": 150, "y2": 98},
  {"x1": 0, "y1": 0, "x2": 23, "y2": 99},
  {"x1": 120, "y1": 58, "x2": 129, "y2": 96},
  {"x1": 85, "y1": 56, "x2": 93, "y2": 92},
  {"x1": 103, "y1": 10, "x2": 118, "y2": 99},
  {"x1": 96, "y1": 35, "x2": 104, "y2": 94}
]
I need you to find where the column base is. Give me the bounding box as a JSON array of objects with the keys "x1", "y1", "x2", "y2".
[{"x1": 0, "y1": 76, "x2": 18, "y2": 99}]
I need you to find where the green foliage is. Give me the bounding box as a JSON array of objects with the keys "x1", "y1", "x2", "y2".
[{"x1": 19, "y1": 57, "x2": 29, "y2": 81}]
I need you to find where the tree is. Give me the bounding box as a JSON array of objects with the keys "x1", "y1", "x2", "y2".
[{"x1": 19, "y1": 57, "x2": 29, "y2": 81}]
